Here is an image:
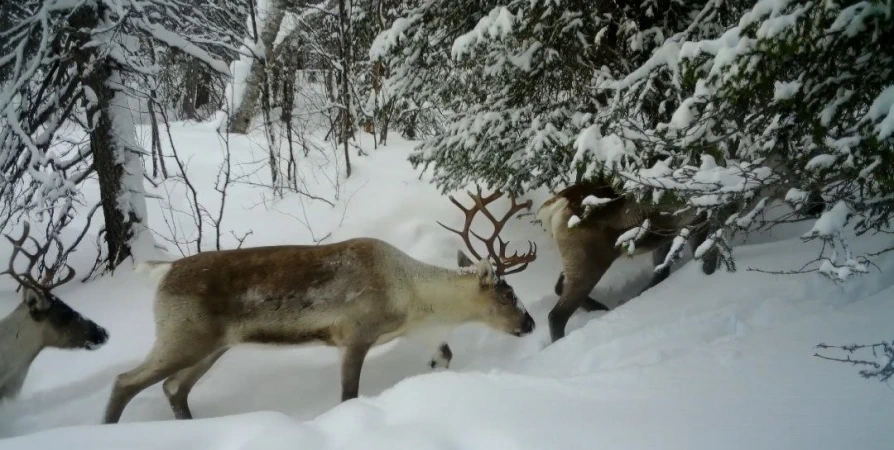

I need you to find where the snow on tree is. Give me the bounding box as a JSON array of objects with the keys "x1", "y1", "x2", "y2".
[
  {"x1": 373, "y1": 0, "x2": 725, "y2": 194},
  {"x1": 374, "y1": 0, "x2": 893, "y2": 280},
  {"x1": 0, "y1": 0, "x2": 246, "y2": 274},
  {"x1": 597, "y1": 0, "x2": 894, "y2": 280}
]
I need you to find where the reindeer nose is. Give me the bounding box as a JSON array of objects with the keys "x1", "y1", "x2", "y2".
[
  {"x1": 90, "y1": 326, "x2": 109, "y2": 348},
  {"x1": 520, "y1": 312, "x2": 535, "y2": 335}
]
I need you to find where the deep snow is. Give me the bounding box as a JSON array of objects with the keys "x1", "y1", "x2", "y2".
[{"x1": 0, "y1": 124, "x2": 892, "y2": 450}]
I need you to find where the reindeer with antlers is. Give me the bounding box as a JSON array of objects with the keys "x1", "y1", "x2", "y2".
[
  {"x1": 104, "y1": 228, "x2": 535, "y2": 422},
  {"x1": 0, "y1": 223, "x2": 109, "y2": 400},
  {"x1": 438, "y1": 187, "x2": 612, "y2": 313}
]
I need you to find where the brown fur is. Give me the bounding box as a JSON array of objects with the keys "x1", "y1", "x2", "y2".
[
  {"x1": 102, "y1": 237, "x2": 534, "y2": 423},
  {"x1": 538, "y1": 181, "x2": 719, "y2": 342},
  {"x1": 541, "y1": 155, "x2": 828, "y2": 342}
]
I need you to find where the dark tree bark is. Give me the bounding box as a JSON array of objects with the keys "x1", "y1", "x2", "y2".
[
  {"x1": 180, "y1": 59, "x2": 214, "y2": 120},
  {"x1": 73, "y1": 5, "x2": 142, "y2": 269},
  {"x1": 84, "y1": 65, "x2": 141, "y2": 268},
  {"x1": 338, "y1": 0, "x2": 352, "y2": 177}
]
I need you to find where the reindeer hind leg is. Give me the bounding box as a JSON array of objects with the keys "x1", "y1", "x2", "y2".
[
  {"x1": 103, "y1": 340, "x2": 215, "y2": 424},
  {"x1": 689, "y1": 228, "x2": 720, "y2": 275},
  {"x1": 163, "y1": 347, "x2": 230, "y2": 420},
  {"x1": 555, "y1": 271, "x2": 609, "y2": 312},
  {"x1": 548, "y1": 254, "x2": 611, "y2": 343},
  {"x1": 640, "y1": 241, "x2": 673, "y2": 295}
]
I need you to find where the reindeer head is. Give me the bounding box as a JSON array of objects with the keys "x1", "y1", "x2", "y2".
[
  {"x1": 440, "y1": 187, "x2": 538, "y2": 337},
  {"x1": 3, "y1": 223, "x2": 109, "y2": 351},
  {"x1": 457, "y1": 251, "x2": 535, "y2": 336}
]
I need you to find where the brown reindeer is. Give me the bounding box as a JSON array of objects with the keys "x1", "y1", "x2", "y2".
[
  {"x1": 537, "y1": 181, "x2": 720, "y2": 342},
  {"x1": 539, "y1": 153, "x2": 831, "y2": 343},
  {"x1": 103, "y1": 236, "x2": 535, "y2": 423},
  {"x1": 1, "y1": 223, "x2": 109, "y2": 400}
]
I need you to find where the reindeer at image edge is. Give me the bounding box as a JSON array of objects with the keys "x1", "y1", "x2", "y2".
[{"x1": 0, "y1": 222, "x2": 109, "y2": 400}]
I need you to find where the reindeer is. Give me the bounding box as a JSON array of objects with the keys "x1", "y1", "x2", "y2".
[
  {"x1": 102, "y1": 236, "x2": 536, "y2": 423},
  {"x1": 537, "y1": 181, "x2": 721, "y2": 342},
  {"x1": 0, "y1": 223, "x2": 109, "y2": 400}
]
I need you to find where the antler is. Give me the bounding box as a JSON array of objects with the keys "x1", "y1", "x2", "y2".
[
  {"x1": 437, "y1": 186, "x2": 538, "y2": 276},
  {"x1": 1, "y1": 222, "x2": 76, "y2": 291}
]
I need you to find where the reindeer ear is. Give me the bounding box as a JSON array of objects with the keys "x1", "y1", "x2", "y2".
[
  {"x1": 21, "y1": 285, "x2": 50, "y2": 312},
  {"x1": 457, "y1": 250, "x2": 474, "y2": 268},
  {"x1": 476, "y1": 259, "x2": 496, "y2": 286}
]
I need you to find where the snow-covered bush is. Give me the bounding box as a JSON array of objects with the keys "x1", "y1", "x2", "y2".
[
  {"x1": 375, "y1": 0, "x2": 893, "y2": 280},
  {"x1": 604, "y1": 0, "x2": 894, "y2": 280},
  {"x1": 373, "y1": 0, "x2": 735, "y2": 193}
]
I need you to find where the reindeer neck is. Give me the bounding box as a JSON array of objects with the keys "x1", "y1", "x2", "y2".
[
  {"x1": 409, "y1": 270, "x2": 483, "y2": 323},
  {"x1": 0, "y1": 305, "x2": 46, "y2": 395}
]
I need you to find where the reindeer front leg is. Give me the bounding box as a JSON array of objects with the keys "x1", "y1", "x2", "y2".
[
  {"x1": 549, "y1": 251, "x2": 612, "y2": 343},
  {"x1": 340, "y1": 340, "x2": 374, "y2": 402}
]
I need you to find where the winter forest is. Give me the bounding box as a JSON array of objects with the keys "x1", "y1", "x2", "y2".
[{"x1": 1, "y1": 0, "x2": 893, "y2": 448}]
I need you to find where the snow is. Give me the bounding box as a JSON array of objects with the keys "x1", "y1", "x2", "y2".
[
  {"x1": 819, "y1": 89, "x2": 853, "y2": 126},
  {"x1": 1, "y1": 123, "x2": 893, "y2": 449},
  {"x1": 370, "y1": 15, "x2": 420, "y2": 61},
  {"x1": 508, "y1": 41, "x2": 542, "y2": 72},
  {"x1": 865, "y1": 85, "x2": 894, "y2": 140},
  {"x1": 572, "y1": 126, "x2": 634, "y2": 171},
  {"x1": 805, "y1": 153, "x2": 837, "y2": 170},
  {"x1": 140, "y1": 23, "x2": 231, "y2": 75},
  {"x1": 451, "y1": 7, "x2": 516, "y2": 59},
  {"x1": 828, "y1": 2, "x2": 889, "y2": 37},
  {"x1": 668, "y1": 97, "x2": 696, "y2": 129},
  {"x1": 581, "y1": 195, "x2": 612, "y2": 207},
  {"x1": 106, "y1": 69, "x2": 153, "y2": 259},
  {"x1": 804, "y1": 200, "x2": 851, "y2": 238},
  {"x1": 615, "y1": 219, "x2": 650, "y2": 255},
  {"x1": 785, "y1": 187, "x2": 809, "y2": 205},
  {"x1": 773, "y1": 79, "x2": 802, "y2": 101}
]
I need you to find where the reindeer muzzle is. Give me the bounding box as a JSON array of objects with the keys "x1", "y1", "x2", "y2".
[
  {"x1": 86, "y1": 325, "x2": 110, "y2": 350},
  {"x1": 514, "y1": 312, "x2": 535, "y2": 336}
]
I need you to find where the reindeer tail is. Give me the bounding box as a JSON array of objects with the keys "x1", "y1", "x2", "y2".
[{"x1": 134, "y1": 260, "x2": 173, "y2": 284}]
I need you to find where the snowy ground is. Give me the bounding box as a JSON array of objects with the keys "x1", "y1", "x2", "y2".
[{"x1": 1, "y1": 124, "x2": 893, "y2": 449}]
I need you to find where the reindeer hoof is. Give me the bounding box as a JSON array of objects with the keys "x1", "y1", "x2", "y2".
[
  {"x1": 428, "y1": 343, "x2": 452, "y2": 370},
  {"x1": 428, "y1": 355, "x2": 450, "y2": 370}
]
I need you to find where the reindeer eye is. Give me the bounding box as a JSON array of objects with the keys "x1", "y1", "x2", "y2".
[{"x1": 501, "y1": 292, "x2": 517, "y2": 305}]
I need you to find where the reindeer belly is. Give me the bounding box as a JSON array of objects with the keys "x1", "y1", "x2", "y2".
[
  {"x1": 373, "y1": 323, "x2": 410, "y2": 346},
  {"x1": 240, "y1": 326, "x2": 335, "y2": 346}
]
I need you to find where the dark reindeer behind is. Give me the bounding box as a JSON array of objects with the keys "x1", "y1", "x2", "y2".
[{"x1": 537, "y1": 181, "x2": 720, "y2": 343}]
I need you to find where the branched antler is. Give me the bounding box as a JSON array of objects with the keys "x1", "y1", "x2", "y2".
[
  {"x1": 1, "y1": 222, "x2": 76, "y2": 291},
  {"x1": 438, "y1": 186, "x2": 537, "y2": 276}
]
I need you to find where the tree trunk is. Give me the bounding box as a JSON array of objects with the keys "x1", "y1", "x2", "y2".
[
  {"x1": 228, "y1": 0, "x2": 286, "y2": 134},
  {"x1": 194, "y1": 66, "x2": 213, "y2": 113},
  {"x1": 72, "y1": 4, "x2": 149, "y2": 270},
  {"x1": 145, "y1": 39, "x2": 168, "y2": 179},
  {"x1": 83, "y1": 61, "x2": 146, "y2": 269},
  {"x1": 338, "y1": 0, "x2": 352, "y2": 178}
]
